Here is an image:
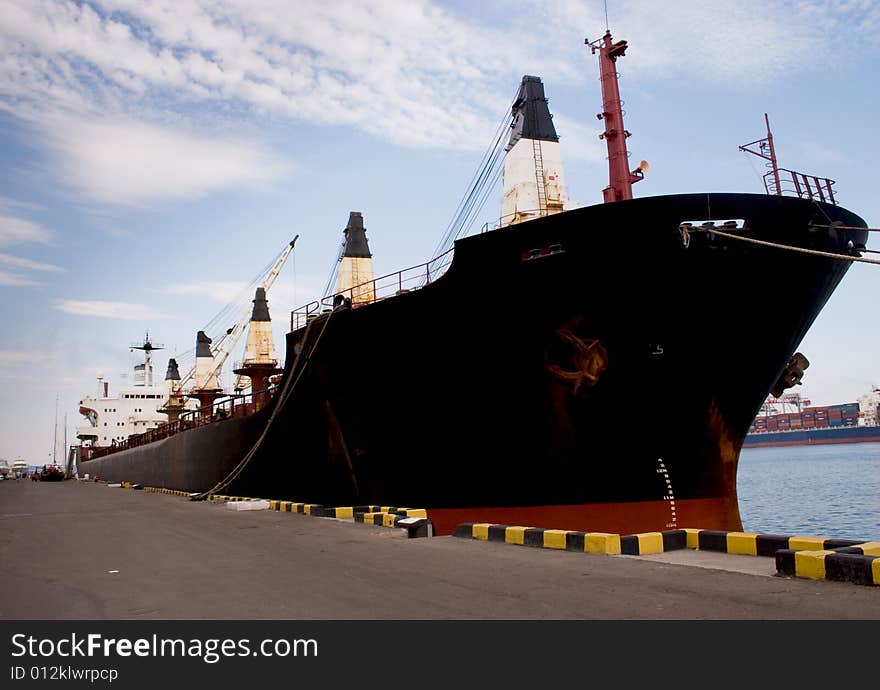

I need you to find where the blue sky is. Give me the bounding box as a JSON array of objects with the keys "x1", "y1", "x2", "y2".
[{"x1": 1, "y1": 0, "x2": 879, "y2": 464}]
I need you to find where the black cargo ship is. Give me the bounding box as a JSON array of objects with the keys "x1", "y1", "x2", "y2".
[{"x1": 76, "y1": 32, "x2": 869, "y2": 535}]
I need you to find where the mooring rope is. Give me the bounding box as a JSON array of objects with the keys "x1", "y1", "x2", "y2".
[
  {"x1": 190, "y1": 306, "x2": 338, "y2": 500},
  {"x1": 686, "y1": 225, "x2": 880, "y2": 266},
  {"x1": 809, "y1": 224, "x2": 880, "y2": 232}
]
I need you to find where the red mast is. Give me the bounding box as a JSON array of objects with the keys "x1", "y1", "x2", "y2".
[
  {"x1": 589, "y1": 31, "x2": 644, "y2": 203},
  {"x1": 739, "y1": 114, "x2": 837, "y2": 204},
  {"x1": 739, "y1": 114, "x2": 782, "y2": 196}
]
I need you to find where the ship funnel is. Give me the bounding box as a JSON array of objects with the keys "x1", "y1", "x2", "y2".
[
  {"x1": 195, "y1": 330, "x2": 212, "y2": 357},
  {"x1": 501, "y1": 75, "x2": 573, "y2": 227},
  {"x1": 161, "y1": 358, "x2": 187, "y2": 422},
  {"x1": 341, "y1": 211, "x2": 372, "y2": 259},
  {"x1": 165, "y1": 358, "x2": 181, "y2": 381},
  {"x1": 506, "y1": 75, "x2": 559, "y2": 151},
  {"x1": 241, "y1": 287, "x2": 278, "y2": 367},
  {"x1": 250, "y1": 287, "x2": 271, "y2": 322},
  {"x1": 235, "y1": 286, "x2": 283, "y2": 409},
  {"x1": 335, "y1": 211, "x2": 376, "y2": 305},
  {"x1": 193, "y1": 330, "x2": 221, "y2": 395}
]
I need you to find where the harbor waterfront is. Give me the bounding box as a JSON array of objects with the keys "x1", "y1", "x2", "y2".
[{"x1": 738, "y1": 442, "x2": 880, "y2": 541}]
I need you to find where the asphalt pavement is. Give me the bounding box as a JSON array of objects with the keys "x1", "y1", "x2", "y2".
[{"x1": 1, "y1": 479, "x2": 878, "y2": 619}]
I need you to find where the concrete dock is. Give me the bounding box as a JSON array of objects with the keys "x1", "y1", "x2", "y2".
[{"x1": 1, "y1": 480, "x2": 877, "y2": 619}]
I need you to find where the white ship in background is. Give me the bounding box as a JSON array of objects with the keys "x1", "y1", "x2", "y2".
[
  {"x1": 76, "y1": 335, "x2": 172, "y2": 448},
  {"x1": 74, "y1": 237, "x2": 297, "y2": 457}
]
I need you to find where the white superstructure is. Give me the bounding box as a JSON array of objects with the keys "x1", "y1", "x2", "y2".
[
  {"x1": 76, "y1": 335, "x2": 171, "y2": 447},
  {"x1": 857, "y1": 388, "x2": 880, "y2": 426}
]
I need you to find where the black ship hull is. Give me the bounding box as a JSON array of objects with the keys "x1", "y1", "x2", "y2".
[{"x1": 79, "y1": 193, "x2": 868, "y2": 535}]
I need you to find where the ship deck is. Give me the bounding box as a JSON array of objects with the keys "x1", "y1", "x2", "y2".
[{"x1": 1, "y1": 480, "x2": 877, "y2": 620}]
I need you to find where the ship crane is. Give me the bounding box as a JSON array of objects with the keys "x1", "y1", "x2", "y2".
[
  {"x1": 178, "y1": 237, "x2": 298, "y2": 395},
  {"x1": 761, "y1": 392, "x2": 811, "y2": 416}
]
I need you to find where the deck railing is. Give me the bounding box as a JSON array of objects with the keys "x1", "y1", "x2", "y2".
[
  {"x1": 290, "y1": 247, "x2": 455, "y2": 331},
  {"x1": 82, "y1": 385, "x2": 278, "y2": 461},
  {"x1": 764, "y1": 168, "x2": 836, "y2": 205}
]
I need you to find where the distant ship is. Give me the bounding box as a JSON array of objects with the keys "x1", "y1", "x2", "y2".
[
  {"x1": 744, "y1": 389, "x2": 880, "y2": 448},
  {"x1": 76, "y1": 335, "x2": 175, "y2": 450},
  {"x1": 74, "y1": 31, "x2": 870, "y2": 536}
]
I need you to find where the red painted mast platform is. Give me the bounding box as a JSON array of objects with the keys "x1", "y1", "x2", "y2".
[{"x1": 589, "y1": 31, "x2": 646, "y2": 203}]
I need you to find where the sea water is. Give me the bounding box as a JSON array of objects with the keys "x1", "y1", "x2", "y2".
[{"x1": 737, "y1": 442, "x2": 880, "y2": 541}]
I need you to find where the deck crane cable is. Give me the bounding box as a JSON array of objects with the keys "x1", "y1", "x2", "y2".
[
  {"x1": 320, "y1": 238, "x2": 346, "y2": 299},
  {"x1": 431, "y1": 91, "x2": 518, "y2": 260},
  {"x1": 202, "y1": 253, "x2": 277, "y2": 336},
  {"x1": 173, "y1": 252, "x2": 280, "y2": 371},
  {"x1": 205, "y1": 236, "x2": 299, "y2": 393},
  {"x1": 177, "y1": 239, "x2": 297, "y2": 390},
  {"x1": 431, "y1": 114, "x2": 509, "y2": 259},
  {"x1": 190, "y1": 305, "x2": 337, "y2": 501},
  {"x1": 460, "y1": 152, "x2": 506, "y2": 237}
]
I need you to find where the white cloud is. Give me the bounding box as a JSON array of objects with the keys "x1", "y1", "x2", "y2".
[
  {"x1": 0, "y1": 213, "x2": 51, "y2": 247},
  {"x1": 0, "y1": 0, "x2": 878, "y2": 175},
  {"x1": 53, "y1": 299, "x2": 166, "y2": 320},
  {"x1": 167, "y1": 275, "x2": 317, "y2": 314},
  {"x1": 168, "y1": 280, "x2": 251, "y2": 304},
  {"x1": 0, "y1": 0, "x2": 528, "y2": 154},
  {"x1": 42, "y1": 116, "x2": 290, "y2": 206},
  {"x1": 547, "y1": 0, "x2": 880, "y2": 85},
  {"x1": 0, "y1": 219, "x2": 61, "y2": 286},
  {"x1": 0, "y1": 252, "x2": 63, "y2": 272},
  {"x1": 0, "y1": 270, "x2": 38, "y2": 286}
]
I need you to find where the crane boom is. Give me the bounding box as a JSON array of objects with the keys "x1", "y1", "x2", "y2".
[
  {"x1": 231, "y1": 235, "x2": 298, "y2": 392},
  {"x1": 178, "y1": 236, "x2": 298, "y2": 393}
]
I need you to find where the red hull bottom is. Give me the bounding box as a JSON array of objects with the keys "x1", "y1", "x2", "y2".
[
  {"x1": 426, "y1": 497, "x2": 742, "y2": 537},
  {"x1": 744, "y1": 436, "x2": 880, "y2": 448}
]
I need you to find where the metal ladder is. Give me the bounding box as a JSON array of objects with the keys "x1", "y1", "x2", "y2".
[{"x1": 532, "y1": 139, "x2": 548, "y2": 215}]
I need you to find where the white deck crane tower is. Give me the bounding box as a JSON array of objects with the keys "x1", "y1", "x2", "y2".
[{"x1": 179, "y1": 236, "x2": 298, "y2": 395}]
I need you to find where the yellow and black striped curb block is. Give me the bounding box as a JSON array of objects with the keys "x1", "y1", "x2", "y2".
[
  {"x1": 323, "y1": 506, "x2": 428, "y2": 519},
  {"x1": 620, "y1": 531, "x2": 687, "y2": 555},
  {"x1": 206, "y1": 496, "x2": 434, "y2": 536},
  {"x1": 354, "y1": 511, "x2": 405, "y2": 527},
  {"x1": 210, "y1": 495, "x2": 265, "y2": 504},
  {"x1": 267, "y1": 500, "x2": 324, "y2": 515},
  {"x1": 832, "y1": 541, "x2": 880, "y2": 556},
  {"x1": 682, "y1": 529, "x2": 864, "y2": 557},
  {"x1": 143, "y1": 487, "x2": 195, "y2": 497},
  {"x1": 452, "y1": 524, "x2": 688, "y2": 555},
  {"x1": 134, "y1": 490, "x2": 435, "y2": 536},
  {"x1": 775, "y1": 548, "x2": 879, "y2": 586},
  {"x1": 351, "y1": 512, "x2": 435, "y2": 537}
]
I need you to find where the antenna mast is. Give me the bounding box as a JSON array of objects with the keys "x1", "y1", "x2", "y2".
[
  {"x1": 588, "y1": 31, "x2": 645, "y2": 203},
  {"x1": 53, "y1": 393, "x2": 59, "y2": 465},
  {"x1": 739, "y1": 113, "x2": 781, "y2": 196},
  {"x1": 131, "y1": 333, "x2": 164, "y2": 387},
  {"x1": 739, "y1": 114, "x2": 836, "y2": 203}
]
